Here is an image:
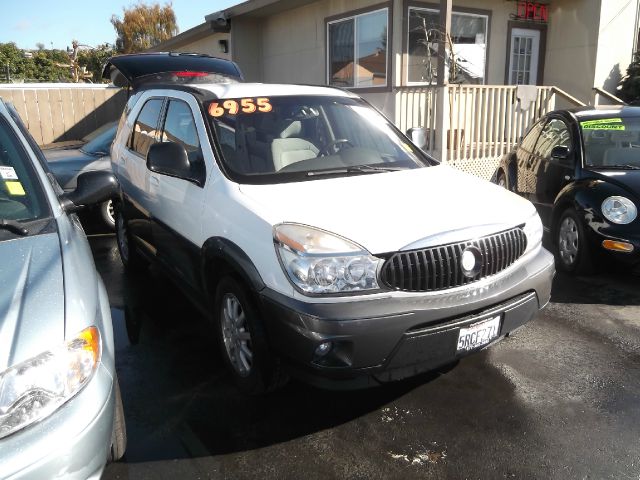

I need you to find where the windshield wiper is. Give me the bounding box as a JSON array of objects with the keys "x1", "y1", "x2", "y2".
[
  {"x1": 590, "y1": 164, "x2": 640, "y2": 170},
  {"x1": 0, "y1": 219, "x2": 28, "y2": 236},
  {"x1": 306, "y1": 165, "x2": 404, "y2": 177}
]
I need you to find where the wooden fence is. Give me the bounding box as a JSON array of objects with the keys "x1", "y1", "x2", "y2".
[{"x1": 0, "y1": 84, "x2": 126, "y2": 146}]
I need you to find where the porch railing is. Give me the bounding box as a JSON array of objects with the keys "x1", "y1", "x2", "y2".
[{"x1": 395, "y1": 84, "x2": 585, "y2": 180}]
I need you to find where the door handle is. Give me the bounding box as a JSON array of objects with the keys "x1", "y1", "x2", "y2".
[{"x1": 150, "y1": 176, "x2": 160, "y2": 187}]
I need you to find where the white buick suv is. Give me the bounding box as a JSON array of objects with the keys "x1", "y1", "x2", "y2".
[{"x1": 107, "y1": 53, "x2": 555, "y2": 393}]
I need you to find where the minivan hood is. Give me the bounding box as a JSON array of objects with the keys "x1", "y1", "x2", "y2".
[
  {"x1": 238, "y1": 165, "x2": 536, "y2": 254},
  {"x1": 0, "y1": 233, "x2": 64, "y2": 372}
]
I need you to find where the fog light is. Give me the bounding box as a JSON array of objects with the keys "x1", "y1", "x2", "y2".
[
  {"x1": 602, "y1": 239, "x2": 634, "y2": 253},
  {"x1": 315, "y1": 341, "x2": 333, "y2": 357}
]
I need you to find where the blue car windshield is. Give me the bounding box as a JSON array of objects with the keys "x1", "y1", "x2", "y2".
[
  {"x1": 0, "y1": 117, "x2": 48, "y2": 222},
  {"x1": 80, "y1": 122, "x2": 117, "y2": 156},
  {"x1": 581, "y1": 115, "x2": 640, "y2": 168}
]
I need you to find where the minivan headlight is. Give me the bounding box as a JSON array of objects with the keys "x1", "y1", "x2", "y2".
[
  {"x1": 602, "y1": 196, "x2": 637, "y2": 224},
  {"x1": 0, "y1": 327, "x2": 101, "y2": 440},
  {"x1": 274, "y1": 224, "x2": 382, "y2": 294},
  {"x1": 523, "y1": 212, "x2": 543, "y2": 253}
]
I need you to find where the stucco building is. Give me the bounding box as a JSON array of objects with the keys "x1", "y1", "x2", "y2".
[{"x1": 152, "y1": 0, "x2": 639, "y2": 177}]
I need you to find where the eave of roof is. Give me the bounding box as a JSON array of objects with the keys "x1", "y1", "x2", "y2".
[
  {"x1": 148, "y1": 22, "x2": 221, "y2": 52},
  {"x1": 206, "y1": 0, "x2": 318, "y2": 20}
]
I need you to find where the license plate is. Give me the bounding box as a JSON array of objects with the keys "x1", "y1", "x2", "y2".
[{"x1": 456, "y1": 316, "x2": 501, "y2": 352}]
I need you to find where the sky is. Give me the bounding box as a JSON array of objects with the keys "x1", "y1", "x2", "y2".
[{"x1": 0, "y1": 0, "x2": 242, "y2": 50}]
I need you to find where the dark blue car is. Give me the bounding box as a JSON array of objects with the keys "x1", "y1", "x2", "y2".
[{"x1": 497, "y1": 106, "x2": 639, "y2": 274}]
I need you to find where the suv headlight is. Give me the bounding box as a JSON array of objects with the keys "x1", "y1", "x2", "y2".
[
  {"x1": 0, "y1": 326, "x2": 100, "y2": 440},
  {"x1": 602, "y1": 196, "x2": 637, "y2": 224},
  {"x1": 274, "y1": 223, "x2": 382, "y2": 295},
  {"x1": 522, "y1": 212, "x2": 543, "y2": 253}
]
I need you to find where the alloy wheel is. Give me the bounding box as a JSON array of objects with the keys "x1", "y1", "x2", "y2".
[
  {"x1": 221, "y1": 293, "x2": 253, "y2": 377},
  {"x1": 106, "y1": 200, "x2": 115, "y2": 226},
  {"x1": 558, "y1": 216, "x2": 579, "y2": 266}
]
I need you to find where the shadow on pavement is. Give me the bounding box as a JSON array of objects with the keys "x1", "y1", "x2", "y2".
[
  {"x1": 94, "y1": 240, "x2": 443, "y2": 463},
  {"x1": 550, "y1": 271, "x2": 640, "y2": 306}
]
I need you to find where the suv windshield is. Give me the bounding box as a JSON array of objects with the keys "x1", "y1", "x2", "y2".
[
  {"x1": 206, "y1": 95, "x2": 430, "y2": 183},
  {"x1": 581, "y1": 115, "x2": 640, "y2": 169},
  {"x1": 0, "y1": 117, "x2": 48, "y2": 222}
]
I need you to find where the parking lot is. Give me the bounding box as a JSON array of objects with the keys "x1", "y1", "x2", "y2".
[{"x1": 84, "y1": 227, "x2": 640, "y2": 480}]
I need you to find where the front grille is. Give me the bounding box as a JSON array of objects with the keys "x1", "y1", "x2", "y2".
[{"x1": 380, "y1": 228, "x2": 527, "y2": 292}]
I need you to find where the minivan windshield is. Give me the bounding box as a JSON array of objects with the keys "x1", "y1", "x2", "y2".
[
  {"x1": 581, "y1": 115, "x2": 640, "y2": 169},
  {"x1": 206, "y1": 95, "x2": 430, "y2": 183},
  {"x1": 0, "y1": 117, "x2": 48, "y2": 222}
]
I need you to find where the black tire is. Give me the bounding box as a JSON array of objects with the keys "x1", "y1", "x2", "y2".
[
  {"x1": 214, "y1": 276, "x2": 288, "y2": 394},
  {"x1": 555, "y1": 208, "x2": 594, "y2": 274},
  {"x1": 115, "y1": 205, "x2": 146, "y2": 272},
  {"x1": 100, "y1": 199, "x2": 116, "y2": 231},
  {"x1": 108, "y1": 377, "x2": 127, "y2": 462}
]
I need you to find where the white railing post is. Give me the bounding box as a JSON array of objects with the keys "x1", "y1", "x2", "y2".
[{"x1": 434, "y1": 85, "x2": 449, "y2": 162}]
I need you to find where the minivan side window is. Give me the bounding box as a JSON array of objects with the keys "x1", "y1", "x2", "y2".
[
  {"x1": 534, "y1": 118, "x2": 571, "y2": 159},
  {"x1": 131, "y1": 98, "x2": 163, "y2": 157},
  {"x1": 161, "y1": 100, "x2": 203, "y2": 164}
]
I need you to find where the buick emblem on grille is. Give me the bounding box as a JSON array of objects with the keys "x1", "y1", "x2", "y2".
[{"x1": 461, "y1": 246, "x2": 482, "y2": 278}]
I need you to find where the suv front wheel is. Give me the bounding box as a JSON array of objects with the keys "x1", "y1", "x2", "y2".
[{"x1": 214, "y1": 276, "x2": 287, "y2": 394}]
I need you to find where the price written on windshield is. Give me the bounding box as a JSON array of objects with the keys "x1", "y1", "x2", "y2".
[{"x1": 208, "y1": 98, "x2": 272, "y2": 117}]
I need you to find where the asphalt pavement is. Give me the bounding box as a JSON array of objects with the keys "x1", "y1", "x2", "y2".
[{"x1": 90, "y1": 231, "x2": 640, "y2": 480}]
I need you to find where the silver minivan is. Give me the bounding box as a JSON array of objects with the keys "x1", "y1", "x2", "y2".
[{"x1": 0, "y1": 99, "x2": 125, "y2": 479}]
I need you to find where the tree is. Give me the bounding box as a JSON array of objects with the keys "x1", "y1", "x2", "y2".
[
  {"x1": 0, "y1": 42, "x2": 72, "y2": 83},
  {"x1": 111, "y1": 2, "x2": 178, "y2": 53},
  {"x1": 77, "y1": 43, "x2": 117, "y2": 83},
  {"x1": 618, "y1": 51, "x2": 640, "y2": 105}
]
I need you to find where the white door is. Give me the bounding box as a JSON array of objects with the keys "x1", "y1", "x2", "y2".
[{"x1": 509, "y1": 28, "x2": 541, "y2": 85}]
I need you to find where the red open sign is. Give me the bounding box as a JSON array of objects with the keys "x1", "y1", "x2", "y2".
[{"x1": 516, "y1": 1, "x2": 549, "y2": 22}]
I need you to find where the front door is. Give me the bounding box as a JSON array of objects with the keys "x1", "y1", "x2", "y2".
[
  {"x1": 509, "y1": 28, "x2": 541, "y2": 85},
  {"x1": 528, "y1": 118, "x2": 574, "y2": 226},
  {"x1": 151, "y1": 94, "x2": 209, "y2": 292}
]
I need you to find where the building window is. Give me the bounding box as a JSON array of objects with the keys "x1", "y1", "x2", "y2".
[
  {"x1": 407, "y1": 6, "x2": 488, "y2": 85},
  {"x1": 327, "y1": 8, "x2": 389, "y2": 89}
]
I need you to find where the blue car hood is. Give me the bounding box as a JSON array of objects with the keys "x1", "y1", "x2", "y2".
[
  {"x1": 587, "y1": 169, "x2": 640, "y2": 200},
  {"x1": 0, "y1": 233, "x2": 64, "y2": 372}
]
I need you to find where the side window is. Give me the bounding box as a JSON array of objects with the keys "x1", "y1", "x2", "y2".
[
  {"x1": 131, "y1": 98, "x2": 163, "y2": 157},
  {"x1": 161, "y1": 100, "x2": 203, "y2": 164},
  {"x1": 520, "y1": 120, "x2": 544, "y2": 153},
  {"x1": 534, "y1": 119, "x2": 571, "y2": 158}
]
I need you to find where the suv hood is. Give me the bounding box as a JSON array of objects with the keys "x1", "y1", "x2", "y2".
[
  {"x1": 238, "y1": 165, "x2": 536, "y2": 254},
  {"x1": 0, "y1": 233, "x2": 64, "y2": 372}
]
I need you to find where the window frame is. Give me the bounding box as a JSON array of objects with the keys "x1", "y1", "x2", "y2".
[
  {"x1": 325, "y1": 2, "x2": 393, "y2": 93},
  {"x1": 404, "y1": 2, "x2": 491, "y2": 86},
  {"x1": 533, "y1": 117, "x2": 572, "y2": 160},
  {"x1": 128, "y1": 96, "x2": 166, "y2": 159}
]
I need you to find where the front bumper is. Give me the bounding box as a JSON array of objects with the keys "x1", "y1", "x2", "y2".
[
  {"x1": 260, "y1": 246, "x2": 554, "y2": 387},
  {"x1": 586, "y1": 223, "x2": 640, "y2": 269},
  {"x1": 0, "y1": 364, "x2": 114, "y2": 480}
]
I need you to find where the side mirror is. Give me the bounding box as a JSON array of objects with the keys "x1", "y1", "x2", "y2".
[
  {"x1": 147, "y1": 142, "x2": 202, "y2": 185},
  {"x1": 407, "y1": 127, "x2": 428, "y2": 150},
  {"x1": 61, "y1": 170, "x2": 118, "y2": 213},
  {"x1": 550, "y1": 145, "x2": 572, "y2": 165}
]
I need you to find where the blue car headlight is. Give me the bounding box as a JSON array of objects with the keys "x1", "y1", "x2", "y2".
[{"x1": 0, "y1": 327, "x2": 101, "y2": 440}]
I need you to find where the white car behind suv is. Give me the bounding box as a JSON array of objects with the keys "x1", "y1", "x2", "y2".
[{"x1": 107, "y1": 53, "x2": 554, "y2": 393}]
